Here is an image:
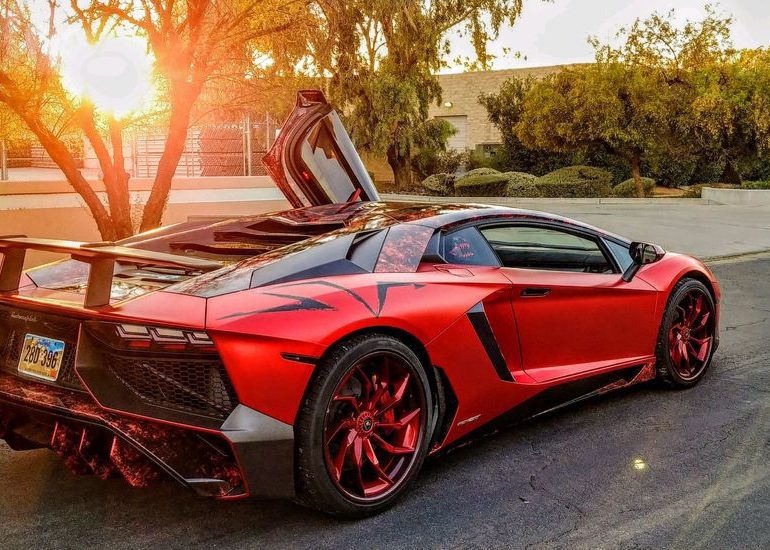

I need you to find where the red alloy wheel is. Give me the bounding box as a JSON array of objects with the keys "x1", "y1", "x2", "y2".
[
  {"x1": 322, "y1": 351, "x2": 425, "y2": 502},
  {"x1": 668, "y1": 289, "x2": 715, "y2": 380}
]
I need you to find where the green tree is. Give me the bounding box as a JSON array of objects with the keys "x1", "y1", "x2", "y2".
[
  {"x1": 516, "y1": 63, "x2": 669, "y2": 196},
  {"x1": 478, "y1": 75, "x2": 573, "y2": 175},
  {"x1": 515, "y1": 6, "x2": 742, "y2": 195},
  {"x1": 304, "y1": 0, "x2": 527, "y2": 189}
]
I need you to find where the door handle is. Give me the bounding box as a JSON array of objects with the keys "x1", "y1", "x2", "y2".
[{"x1": 520, "y1": 287, "x2": 551, "y2": 297}]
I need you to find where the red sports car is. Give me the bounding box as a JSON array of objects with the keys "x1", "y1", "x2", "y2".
[{"x1": 0, "y1": 91, "x2": 719, "y2": 517}]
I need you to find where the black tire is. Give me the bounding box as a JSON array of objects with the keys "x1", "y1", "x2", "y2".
[
  {"x1": 295, "y1": 333, "x2": 433, "y2": 517},
  {"x1": 655, "y1": 278, "x2": 717, "y2": 388}
]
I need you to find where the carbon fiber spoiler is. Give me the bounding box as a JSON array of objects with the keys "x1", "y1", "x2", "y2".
[{"x1": 0, "y1": 236, "x2": 221, "y2": 308}]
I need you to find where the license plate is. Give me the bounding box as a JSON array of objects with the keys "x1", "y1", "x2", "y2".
[{"x1": 17, "y1": 333, "x2": 66, "y2": 382}]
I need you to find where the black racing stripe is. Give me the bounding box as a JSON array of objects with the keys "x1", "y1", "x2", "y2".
[{"x1": 467, "y1": 302, "x2": 515, "y2": 382}]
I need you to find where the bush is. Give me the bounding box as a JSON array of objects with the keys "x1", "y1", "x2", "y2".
[
  {"x1": 612, "y1": 177, "x2": 656, "y2": 197},
  {"x1": 504, "y1": 171, "x2": 538, "y2": 185},
  {"x1": 742, "y1": 181, "x2": 770, "y2": 189},
  {"x1": 413, "y1": 149, "x2": 465, "y2": 181},
  {"x1": 575, "y1": 149, "x2": 631, "y2": 184},
  {"x1": 465, "y1": 148, "x2": 512, "y2": 172},
  {"x1": 503, "y1": 172, "x2": 541, "y2": 197},
  {"x1": 536, "y1": 165, "x2": 613, "y2": 197},
  {"x1": 421, "y1": 173, "x2": 455, "y2": 196},
  {"x1": 682, "y1": 184, "x2": 704, "y2": 198},
  {"x1": 464, "y1": 167, "x2": 501, "y2": 177},
  {"x1": 644, "y1": 150, "x2": 697, "y2": 187},
  {"x1": 454, "y1": 173, "x2": 510, "y2": 197},
  {"x1": 538, "y1": 165, "x2": 614, "y2": 185}
]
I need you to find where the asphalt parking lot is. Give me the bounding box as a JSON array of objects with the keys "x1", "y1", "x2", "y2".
[{"x1": 2, "y1": 245, "x2": 770, "y2": 549}]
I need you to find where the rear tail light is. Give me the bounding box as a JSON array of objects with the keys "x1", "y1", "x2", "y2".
[{"x1": 86, "y1": 322, "x2": 217, "y2": 354}]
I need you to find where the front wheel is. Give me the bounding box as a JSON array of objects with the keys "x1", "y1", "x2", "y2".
[
  {"x1": 295, "y1": 334, "x2": 432, "y2": 517},
  {"x1": 656, "y1": 278, "x2": 717, "y2": 388}
]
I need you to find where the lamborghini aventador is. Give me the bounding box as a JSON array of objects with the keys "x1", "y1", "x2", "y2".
[{"x1": 0, "y1": 91, "x2": 719, "y2": 517}]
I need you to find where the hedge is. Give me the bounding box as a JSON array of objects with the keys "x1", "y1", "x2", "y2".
[
  {"x1": 464, "y1": 167, "x2": 501, "y2": 177},
  {"x1": 421, "y1": 173, "x2": 454, "y2": 195},
  {"x1": 454, "y1": 173, "x2": 511, "y2": 197},
  {"x1": 503, "y1": 172, "x2": 540, "y2": 197},
  {"x1": 612, "y1": 177, "x2": 656, "y2": 197},
  {"x1": 742, "y1": 181, "x2": 770, "y2": 189},
  {"x1": 536, "y1": 165, "x2": 613, "y2": 198}
]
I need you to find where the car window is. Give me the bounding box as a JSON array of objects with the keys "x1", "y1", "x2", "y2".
[
  {"x1": 441, "y1": 226, "x2": 500, "y2": 266},
  {"x1": 479, "y1": 225, "x2": 614, "y2": 273},
  {"x1": 605, "y1": 239, "x2": 633, "y2": 272}
]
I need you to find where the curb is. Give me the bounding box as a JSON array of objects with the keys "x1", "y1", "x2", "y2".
[
  {"x1": 703, "y1": 249, "x2": 770, "y2": 265},
  {"x1": 381, "y1": 194, "x2": 715, "y2": 205}
]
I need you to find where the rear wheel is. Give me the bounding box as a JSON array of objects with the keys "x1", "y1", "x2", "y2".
[
  {"x1": 656, "y1": 278, "x2": 717, "y2": 388},
  {"x1": 295, "y1": 334, "x2": 432, "y2": 517}
]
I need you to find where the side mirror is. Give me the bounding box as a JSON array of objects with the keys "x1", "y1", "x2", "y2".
[{"x1": 622, "y1": 241, "x2": 665, "y2": 282}]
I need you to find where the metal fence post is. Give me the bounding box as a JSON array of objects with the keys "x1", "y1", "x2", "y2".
[
  {"x1": 242, "y1": 120, "x2": 247, "y2": 176},
  {"x1": 245, "y1": 114, "x2": 252, "y2": 176},
  {"x1": 0, "y1": 140, "x2": 7, "y2": 181},
  {"x1": 265, "y1": 113, "x2": 271, "y2": 151}
]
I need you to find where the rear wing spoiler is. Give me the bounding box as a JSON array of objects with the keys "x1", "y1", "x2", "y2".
[{"x1": 0, "y1": 236, "x2": 221, "y2": 308}]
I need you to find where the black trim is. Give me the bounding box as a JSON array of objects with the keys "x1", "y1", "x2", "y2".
[
  {"x1": 493, "y1": 364, "x2": 644, "y2": 427},
  {"x1": 450, "y1": 218, "x2": 622, "y2": 274},
  {"x1": 75, "y1": 329, "x2": 227, "y2": 430},
  {"x1": 0, "y1": 396, "x2": 245, "y2": 497},
  {"x1": 280, "y1": 352, "x2": 319, "y2": 365},
  {"x1": 520, "y1": 287, "x2": 551, "y2": 297},
  {"x1": 466, "y1": 302, "x2": 515, "y2": 382},
  {"x1": 220, "y1": 404, "x2": 295, "y2": 499},
  {"x1": 433, "y1": 363, "x2": 648, "y2": 458}
]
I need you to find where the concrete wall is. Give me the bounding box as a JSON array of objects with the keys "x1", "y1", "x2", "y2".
[
  {"x1": 702, "y1": 187, "x2": 770, "y2": 206},
  {"x1": 0, "y1": 176, "x2": 289, "y2": 267}
]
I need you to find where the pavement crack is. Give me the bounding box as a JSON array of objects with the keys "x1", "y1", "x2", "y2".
[{"x1": 724, "y1": 317, "x2": 767, "y2": 331}]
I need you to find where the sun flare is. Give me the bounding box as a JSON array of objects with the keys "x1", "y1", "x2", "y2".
[{"x1": 59, "y1": 35, "x2": 156, "y2": 118}]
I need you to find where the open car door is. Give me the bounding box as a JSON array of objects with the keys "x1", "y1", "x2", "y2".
[{"x1": 262, "y1": 90, "x2": 380, "y2": 208}]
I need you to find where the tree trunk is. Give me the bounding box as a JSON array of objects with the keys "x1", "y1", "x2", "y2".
[
  {"x1": 721, "y1": 158, "x2": 742, "y2": 185},
  {"x1": 386, "y1": 144, "x2": 412, "y2": 192},
  {"x1": 78, "y1": 107, "x2": 133, "y2": 240},
  {"x1": 139, "y1": 86, "x2": 198, "y2": 233},
  {"x1": 630, "y1": 151, "x2": 645, "y2": 198},
  {"x1": 22, "y1": 115, "x2": 117, "y2": 240}
]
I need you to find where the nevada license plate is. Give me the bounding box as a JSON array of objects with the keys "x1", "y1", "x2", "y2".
[{"x1": 17, "y1": 333, "x2": 66, "y2": 382}]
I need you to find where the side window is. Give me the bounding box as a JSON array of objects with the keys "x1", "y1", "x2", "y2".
[
  {"x1": 479, "y1": 225, "x2": 615, "y2": 273},
  {"x1": 441, "y1": 227, "x2": 500, "y2": 266},
  {"x1": 605, "y1": 239, "x2": 633, "y2": 272}
]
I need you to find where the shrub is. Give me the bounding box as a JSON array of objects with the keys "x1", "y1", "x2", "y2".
[
  {"x1": 612, "y1": 177, "x2": 656, "y2": 197},
  {"x1": 465, "y1": 148, "x2": 512, "y2": 172},
  {"x1": 413, "y1": 149, "x2": 465, "y2": 181},
  {"x1": 504, "y1": 171, "x2": 537, "y2": 185},
  {"x1": 464, "y1": 167, "x2": 500, "y2": 177},
  {"x1": 538, "y1": 165, "x2": 614, "y2": 186},
  {"x1": 682, "y1": 184, "x2": 704, "y2": 198},
  {"x1": 455, "y1": 173, "x2": 510, "y2": 197},
  {"x1": 742, "y1": 181, "x2": 770, "y2": 189},
  {"x1": 536, "y1": 165, "x2": 613, "y2": 197},
  {"x1": 503, "y1": 172, "x2": 541, "y2": 198},
  {"x1": 421, "y1": 173, "x2": 455, "y2": 196}
]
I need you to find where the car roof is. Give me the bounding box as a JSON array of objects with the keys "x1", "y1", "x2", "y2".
[{"x1": 284, "y1": 201, "x2": 628, "y2": 241}]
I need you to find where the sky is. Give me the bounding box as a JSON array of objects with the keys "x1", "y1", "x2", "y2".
[{"x1": 446, "y1": 0, "x2": 770, "y2": 72}]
